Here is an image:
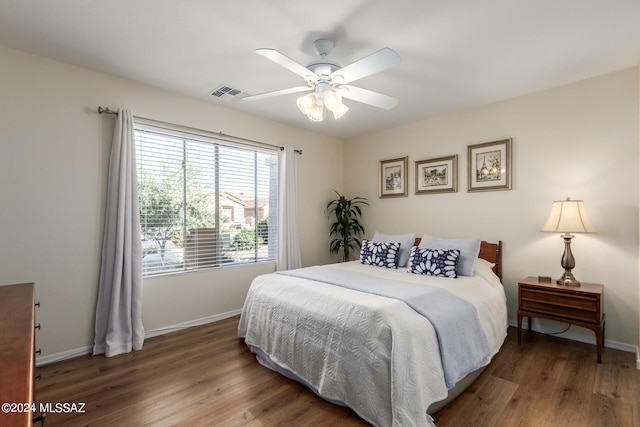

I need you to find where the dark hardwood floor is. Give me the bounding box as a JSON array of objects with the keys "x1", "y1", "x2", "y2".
[{"x1": 35, "y1": 316, "x2": 640, "y2": 426}]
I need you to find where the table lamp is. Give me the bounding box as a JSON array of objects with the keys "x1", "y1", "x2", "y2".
[{"x1": 541, "y1": 197, "x2": 596, "y2": 287}]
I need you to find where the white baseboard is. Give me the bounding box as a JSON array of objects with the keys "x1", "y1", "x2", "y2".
[
  {"x1": 636, "y1": 346, "x2": 640, "y2": 370},
  {"x1": 144, "y1": 309, "x2": 241, "y2": 339},
  {"x1": 36, "y1": 345, "x2": 93, "y2": 366},
  {"x1": 508, "y1": 319, "x2": 638, "y2": 356},
  {"x1": 36, "y1": 309, "x2": 241, "y2": 367}
]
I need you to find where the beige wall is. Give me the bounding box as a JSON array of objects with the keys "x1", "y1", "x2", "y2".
[
  {"x1": 0, "y1": 45, "x2": 343, "y2": 358},
  {"x1": 345, "y1": 68, "x2": 640, "y2": 350},
  {"x1": 1, "y1": 42, "x2": 638, "y2": 360}
]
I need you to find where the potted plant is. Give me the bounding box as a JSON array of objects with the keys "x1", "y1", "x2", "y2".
[{"x1": 326, "y1": 190, "x2": 369, "y2": 262}]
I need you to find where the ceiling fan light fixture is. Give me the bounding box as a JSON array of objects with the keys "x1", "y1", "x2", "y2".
[
  {"x1": 247, "y1": 40, "x2": 400, "y2": 124},
  {"x1": 323, "y1": 90, "x2": 342, "y2": 111},
  {"x1": 332, "y1": 102, "x2": 349, "y2": 120},
  {"x1": 296, "y1": 93, "x2": 316, "y2": 115},
  {"x1": 307, "y1": 104, "x2": 324, "y2": 122}
]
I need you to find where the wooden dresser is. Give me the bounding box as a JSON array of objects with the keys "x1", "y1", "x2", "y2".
[{"x1": 0, "y1": 283, "x2": 37, "y2": 427}]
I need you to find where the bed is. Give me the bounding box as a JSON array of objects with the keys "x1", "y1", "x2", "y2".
[{"x1": 238, "y1": 237, "x2": 507, "y2": 427}]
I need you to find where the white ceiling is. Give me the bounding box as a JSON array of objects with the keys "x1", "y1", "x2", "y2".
[{"x1": 1, "y1": 0, "x2": 639, "y2": 139}]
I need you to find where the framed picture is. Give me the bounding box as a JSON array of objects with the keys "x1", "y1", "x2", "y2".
[
  {"x1": 467, "y1": 138, "x2": 512, "y2": 192},
  {"x1": 379, "y1": 156, "x2": 408, "y2": 198},
  {"x1": 415, "y1": 155, "x2": 458, "y2": 194}
]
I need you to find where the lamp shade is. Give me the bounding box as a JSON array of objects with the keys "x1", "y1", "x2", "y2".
[
  {"x1": 541, "y1": 197, "x2": 596, "y2": 234},
  {"x1": 323, "y1": 90, "x2": 342, "y2": 111},
  {"x1": 296, "y1": 93, "x2": 316, "y2": 115},
  {"x1": 307, "y1": 104, "x2": 324, "y2": 122},
  {"x1": 331, "y1": 102, "x2": 349, "y2": 120}
]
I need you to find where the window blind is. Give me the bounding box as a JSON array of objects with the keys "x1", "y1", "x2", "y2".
[{"x1": 135, "y1": 125, "x2": 278, "y2": 276}]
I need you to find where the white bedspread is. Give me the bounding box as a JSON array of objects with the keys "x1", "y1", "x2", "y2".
[{"x1": 238, "y1": 260, "x2": 507, "y2": 427}]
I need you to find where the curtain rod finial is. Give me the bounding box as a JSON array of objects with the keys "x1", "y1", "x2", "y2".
[
  {"x1": 280, "y1": 146, "x2": 303, "y2": 155},
  {"x1": 98, "y1": 106, "x2": 117, "y2": 115}
]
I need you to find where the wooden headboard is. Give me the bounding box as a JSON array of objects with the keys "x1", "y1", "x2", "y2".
[
  {"x1": 413, "y1": 239, "x2": 503, "y2": 283},
  {"x1": 479, "y1": 240, "x2": 502, "y2": 283}
]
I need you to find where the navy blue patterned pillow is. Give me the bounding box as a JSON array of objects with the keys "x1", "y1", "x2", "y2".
[
  {"x1": 359, "y1": 239, "x2": 401, "y2": 268},
  {"x1": 407, "y1": 246, "x2": 460, "y2": 278}
]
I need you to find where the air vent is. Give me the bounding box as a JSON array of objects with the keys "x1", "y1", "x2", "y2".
[{"x1": 210, "y1": 85, "x2": 247, "y2": 101}]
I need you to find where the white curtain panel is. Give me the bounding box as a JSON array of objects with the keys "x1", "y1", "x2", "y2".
[
  {"x1": 277, "y1": 146, "x2": 302, "y2": 271},
  {"x1": 93, "y1": 109, "x2": 144, "y2": 357}
]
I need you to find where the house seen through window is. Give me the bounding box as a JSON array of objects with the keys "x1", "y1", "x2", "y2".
[{"x1": 135, "y1": 124, "x2": 278, "y2": 276}]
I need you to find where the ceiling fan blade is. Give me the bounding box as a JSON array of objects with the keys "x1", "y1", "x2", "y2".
[
  {"x1": 255, "y1": 48, "x2": 318, "y2": 84},
  {"x1": 243, "y1": 86, "x2": 312, "y2": 102},
  {"x1": 338, "y1": 85, "x2": 399, "y2": 110},
  {"x1": 331, "y1": 48, "x2": 400, "y2": 85}
]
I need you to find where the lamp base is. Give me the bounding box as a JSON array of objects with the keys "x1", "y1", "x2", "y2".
[
  {"x1": 557, "y1": 272, "x2": 581, "y2": 287},
  {"x1": 556, "y1": 234, "x2": 581, "y2": 287}
]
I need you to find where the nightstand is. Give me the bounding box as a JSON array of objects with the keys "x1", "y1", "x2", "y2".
[{"x1": 517, "y1": 276, "x2": 605, "y2": 363}]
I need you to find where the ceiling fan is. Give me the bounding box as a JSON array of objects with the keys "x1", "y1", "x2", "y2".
[{"x1": 243, "y1": 39, "x2": 401, "y2": 122}]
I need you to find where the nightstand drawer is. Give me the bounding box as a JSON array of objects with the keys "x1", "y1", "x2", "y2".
[{"x1": 520, "y1": 287, "x2": 600, "y2": 323}]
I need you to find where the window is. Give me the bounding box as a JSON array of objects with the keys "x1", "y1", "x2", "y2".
[{"x1": 135, "y1": 123, "x2": 278, "y2": 276}]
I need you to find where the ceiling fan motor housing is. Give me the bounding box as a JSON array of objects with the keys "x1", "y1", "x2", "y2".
[{"x1": 307, "y1": 63, "x2": 339, "y2": 85}]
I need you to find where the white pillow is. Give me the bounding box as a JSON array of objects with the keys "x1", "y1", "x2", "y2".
[
  {"x1": 372, "y1": 231, "x2": 417, "y2": 267},
  {"x1": 418, "y1": 234, "x2": 481, "y2": 276},
  {"x1": 473, "y1": 258, "x2": 496, "y2": 274},
  {"x1": 474, "y1": 257, "x2": 496, "y2": 271}
]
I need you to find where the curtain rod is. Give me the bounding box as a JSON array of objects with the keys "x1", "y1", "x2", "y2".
[{"x1": 98, "y1": 106, "x2": 302, "y2": 154}]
